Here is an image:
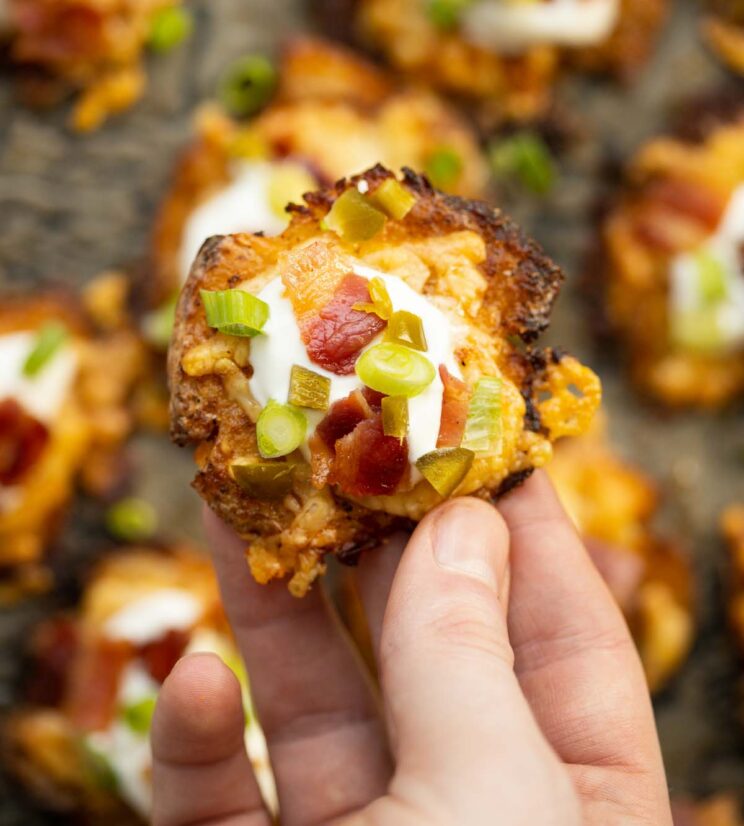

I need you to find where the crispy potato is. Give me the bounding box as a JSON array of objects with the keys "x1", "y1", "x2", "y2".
[
  {"x1": 169, "y1": 166, "x2": 601, "y2": 596},
  {"x1": 0, "y1": 291, "x2": 146, "y2": 600},
  {"x1": 548, "y1": 414, "x2": 694, "y2": 693},
  {"x1": 596, "y1": 103, "x2": 744, "y2": 408},
  {"x1": 149, "y1": 37, "x2": 489, "y2": 306}
]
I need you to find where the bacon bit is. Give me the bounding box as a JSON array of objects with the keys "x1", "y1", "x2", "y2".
[
  {"x1": 316, "y1": 389, "x2": 374, "y2": 448},
  {"x1": 25, "y1": 617, "x2": 79, "y2": 707},
  {"x1": 0, "y1": 399, "x2": 50, "y2": 486},
  {"x1": 361, "y1": 387, "x2": 384, "y2": 410},
  {"x1": 140, "y1": 629, "x2": 189, "y2": 684},
  {"x1": 305, "y1": 274, "x2": 386, "y2": 375},
  {"x1": 331, "y1": 416, "x2": 408, "y2": 497},
  {"x1": 645, "y1": 178, "x2": 726, "y2": 231},
  {"x1": 437, "y1": 366, "x2": 470, "y2": 449},
  {"x1": 66, "y1": 637, "x2": 132, "y2": 732},
  {"x1": 12, "y1": 2, "x2": 106, "y2": 65}
]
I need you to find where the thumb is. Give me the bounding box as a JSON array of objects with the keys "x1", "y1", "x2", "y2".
[{"x1": 378, "y1": 497, "x2": 576, "y2": 821}]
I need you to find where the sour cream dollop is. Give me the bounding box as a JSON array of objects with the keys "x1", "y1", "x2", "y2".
[
  {"x1": 248, "y1": 265, "x2": 462, "y2": 472},
  {"x1": 103, "y1": 589, "x2": 203, "y2": 645},
  {"x1": 462, "y1": 0, "x2": 620, "y2": 53}
]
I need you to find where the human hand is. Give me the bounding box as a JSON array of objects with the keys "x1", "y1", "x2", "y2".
[{"x1": 150, "y1": 471, "x2": 672, "y2": 826}]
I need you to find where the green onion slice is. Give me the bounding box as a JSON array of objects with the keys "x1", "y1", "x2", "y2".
[
  {"x1": 462, "y1": 376, "x2": 502, "y2": 454},
  {"x1": 256, "y1": 401, "x2": 307, "y2": 459},
  {"x1": 105, "y1": 498, "x2": 158, "y2": 542},
  {"x1": 268, "y1": 163, "x2": 316, "y2": 220},
  {"x1": 488, "y1": 132, "x2": 555, "y2": 196},
  {"x1": 122, "y1": 696, "x2": 157, "y2": 735},
  {"x1": 231, "y1": 460, "x2": 295, "y2": 498},
  {"x1": 695, "y1": 248, "x2": 728, "y2": 305},
  {"x1": 353, "y1": 277, "x2": 393, "y2": 320},
  {"x1": 355, "y1": 343, "x2": 436, "y2": 398},
  {"x1": 416, "y1": 447, "x2": 474, "y2": 498},
  {"x1": 148, "y1": 6, "x2": 193, "y2": 53},
  {"x1": 427, "y1": 0, "x2": 473, "y2": 30},
  {"x1": 385, "y1": 310, "x2": 428, "y2": 352},
  {"x1": 368, "y1": 178, "x2": 417, "y2": 220},
  {"x1": 200, "y1": 289, "x2": 269, "y2": 337},
  {"x1": 142, "y1": 292, "x2": 178, "y2": 349},
  {"x1": 288, "y1": 364, "x2": 331, "y2": 410},
  {"x1": 425, "y1": 147, "x2": 463, "y2": 190},
  {"x1": 323, "y1": 188, "x2": 387, "y2": 242},
  {"x1": 219, "y1": 55, "x2": 277, "y2": 118},
  {"x1": 381, "y1": 395, "x2": 409, "y2": 442},
  {"x1": 23, "y1": 322, "x2": 69, "y2": 377}
]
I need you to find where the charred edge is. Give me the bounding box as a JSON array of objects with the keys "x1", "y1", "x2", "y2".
[
  {"x1": 493, "y1": 467, "x2": 534, "y2": 499},
  {"x1": 336, "y1": 535, "x2": 380, "y2": 567},
  {"x1": 522, "y1": 392, "x2": 542, "y2": 434}
]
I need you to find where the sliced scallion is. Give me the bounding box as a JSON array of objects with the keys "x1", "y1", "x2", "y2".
[
  {"x1": 148, "y1": 6, "x2": 193, "y2": 53},
  {"x1": 488, "y1": 132, "x2": 555, "y2": 195},
  {"x1": 219, "y1": 55, "x2": 277, "y2": 118},
  {"x1": 671, "y1": 308, "x2": 724, "y2": 354},
  {"x1": 355, "y1": 343, "x2": 435, "y2": 398},
  {"x1": 695, "y1": 248, "x2": 728, "y2": 305},
  {"x1": 142, "y1": 292, "x2": 178, "y2": 349},
  {"x1": 231, "y1": 460, "x2": 295, "y2": 498},
  {"x1": 256, "y1": 401, "x2": 307, "y2": 459},
  {"x1": 323, "y1": 188, "x2": 387, "y2": 242},
  {"x1": 200, "y1": 289, "x2": 269, "y2": 337},
  {"x1": 385, "y1": 310, "x2": 428, "y2": 352},
  {"x1": 288, "y1": 364, "x2": 331, "y2": 410},
  {"x1": 122, "y1": 696, "x2": 157, "y2": 734},
  {"x1": 353, "y1": 276, "x2": 393, "y2": 320},
  {"x1": 22, "y1": 322, "x2": 68, "y2": 377},
  {"x1": 427, "y1": 0, "x2": 473, "y2": 30},
  {"x1": 381, "y1": 395, "x2": 409, "y2": 442},
  {"x1": 416, "y1": 447, "x2": 474, "y2": 498},
  {"x1": 105, "y1": 498, "x2": 158, "y2": 542},
  {"x1": 368, "y1": 178, "x2": 417, "y2": 220},
  {"x1": 425, "y1": 147, "x2": 463, "y2": 190},
  {"x1": 462, "y1": 376, "x2": 502, "y2": 454}
]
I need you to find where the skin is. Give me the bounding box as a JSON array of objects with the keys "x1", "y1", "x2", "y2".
[{"x1": 150, "y1": 471, "x2": 673, "y2": 826}]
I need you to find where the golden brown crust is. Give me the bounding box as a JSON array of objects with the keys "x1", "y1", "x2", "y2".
[{"x1": 169, "y1": 166, "x2": 600, "y2": 595}]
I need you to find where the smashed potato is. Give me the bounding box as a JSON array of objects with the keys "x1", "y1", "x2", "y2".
[{"x1": 169, "y1": 166, "x2": 600, "y2": 596}]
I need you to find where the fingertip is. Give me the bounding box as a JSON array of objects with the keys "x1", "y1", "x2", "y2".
[{"x1": 202, "y1": 505, "x2": 245, "y2": 560}]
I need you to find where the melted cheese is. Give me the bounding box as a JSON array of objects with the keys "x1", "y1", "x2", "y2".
[
  {"x1": 0, "y1": 331, "x2": 78, "y2": 424},
  {"x1": 103, "y1": 589, "x2": 203, "y2": 645},
  {"x1": 462, "y1": 0, "x2": 620, "y2": 53},
  {"x1": 179, "y1": 161, "x2": 290, "y2": 283}
]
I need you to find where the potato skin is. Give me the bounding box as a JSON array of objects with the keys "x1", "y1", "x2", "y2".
[{"x1": 170, "y1": 166, "x2": 599, "y2": 594}]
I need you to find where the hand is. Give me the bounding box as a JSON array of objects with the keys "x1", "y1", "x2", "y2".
[{"x1": 151, "y1": 471, "x2": 672, "y2": 826}]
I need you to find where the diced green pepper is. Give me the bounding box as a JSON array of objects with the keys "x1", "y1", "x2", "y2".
[
  {"x1": 356, "y1": 343, "x2": 436, "y2": 398},
  {"x1": 385, "y1": 310, "x2": 428, "y2": 352},
  {"x1": 425, "y1": 147, "x2": 463, "y2": 190},
  {"x1": 368, "y1": 178, "x2": 417, "y2": 220},
  {"x1": 23, "y1": 322, "x2": 69, "y2": 377},
  {"x1": 381, "y1": 395, "x2": 409, "y2": 442},
  {"x1": 231, "y1": 460, "x2": 295, "y2": 498},
  {"x1": 200, "y1": 289, "x2": 269, "y2": 337},
  {"x1": 105, "y1": 498, "x2": 158, "y2": 542},
  {"x1": 416, "y1": 447, "x2": 474, "y2": 498},
  {"x1": 488, "y1": 132, "x2": 555, "y2": 196},
  {"x1": 288, "y1": 364, "x2": 331, "y2": 410},
  {"x1": 353, "y1": 276, "x2": 393, "y2": 320},
  {"x1": 462, "y1": 376, "x2": 502, "y2": 454},
  {"x1": 148, "y1": 6, "x2": 193, "y2": 53},
  {"x1": 256, "y1": 401, "x2": 307, "y2": 458},
  {"x1": 219, "y1": 55, "x2": 277, "y2": 118},
  {"x1": 323, "y1": 188, "x2": 387, "y2": 242},
  {"x1": 122, "y1": 696, "x2": 157, "y2": 735}
]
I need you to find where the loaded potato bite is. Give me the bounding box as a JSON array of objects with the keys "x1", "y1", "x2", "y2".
[
  {"x1": 598, "y1": 104, "x2": 744, "y2": 408},
  {"x1": 547, "y1": 414, "x2": 693, "y2": 692},
  {"x1": 148, "y1": 37, "x2": 488, "y2": 317},
  {"x1": 169, "y1": 166, "x2": 601, "y2": 596},
  {"x1": 4, "y1": 546, "x2": 274, "y2": 823},
  {"x1": 320, "y1": 0, "x2": 667, "y2": 124},
  {"x1": 0, "y1": 293, "x2": 144, "y2": 599},
  {"x1": 4, "y1": 0, "x2": 192, "y2": 131}
]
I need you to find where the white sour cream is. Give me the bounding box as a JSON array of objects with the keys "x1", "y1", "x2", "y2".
[
  {"x1": 103, "y1": 589, "x2": 203, "y2": 646},
  {"x1": 670, "y1": 184, "x2": 744, "y2": 349},
  {"x1": 462, "y1": 0, "x2": 620, "y2": 53},
  {"x1": 0, "y1": 331, "x2": 78, "y2": 424},
  {"x1": 179, "y1": 161, "x2": 290, "y2": 283},
  {"x1": 248, "y1": 265, "x2": 462, "y2": 471}
]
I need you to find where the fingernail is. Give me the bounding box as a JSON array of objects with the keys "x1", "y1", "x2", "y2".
[{"x1": 432, "y1": 499, "x2": 504, "y2": 590}]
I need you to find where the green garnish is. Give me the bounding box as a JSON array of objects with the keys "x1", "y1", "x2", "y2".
[
  {"x1": 148, "y1": 6, "x2": 194, "y2": 53},
  {"x1": 142, "y1": 292, "x2": 178, "y2": 349},
  {"x1": 462, "y1": 376, "x2": 502, "y2": 454},
  {"x1": 425, "y1": 147, "x2": 463, "y2": 190},
  {"x1": 427, "y1": 0, "x2": 473, "y2": 29},
  {"x1": 385, "y1": 310, "x2": 428, "y2": 352},
  {"x1": 381, "y1": 395, "x2": 409, "y2": 442},
  {"x1": 355, "y1": 343, "x2": 436, "y2": 398},
  {"x1": 256, "y1": 401, "x2": 307, "y2": 459},
  {"x1": 288, "y1": 364, "x2": 331, "y2": 410},
  {"x1": 78, "y1": 738, "x2": 118, "y2": 793},
  {"x1": 22, "y1": 322, "x2": 68, "y2": 377},
  {"x1": 695, "y1": 248, "x2": 728, "y2": 305},
  {"x1": 671, "y1": 308, "x2": 724, "y2": 354},
  {"x1": 488, "y1": 132, "x2": 555, "y2": 195},
  {"x1": 368, "y1": 178, "x2": 417, "y2": 220},
  {"x1": 323, "y1": 188, "x2": 387, "y2": 242},
  {"x1": 268, "y1": 163, "x2": 316, "y2": 220},
  {"x1": 105, "y1": 498, "x2": 158, "y2": 542},
  {"x1": 416, "y1": 447, "x2": 474, "y2": 498},
  {"x1": 231, "y1": 460, "x2": 295, "y2": 498},
  {"x1": 122, "y1": 696, "x2": 157, "y2": 734},
  {"x1": 200, "y1": 289, "x2": 269, "y2": 337},
  {"x1": 353, "y1": 276, "x2": 393, "y2": 320},
  {"x1": 219, "y1": 55, "x2": 277, "y2": 118}
]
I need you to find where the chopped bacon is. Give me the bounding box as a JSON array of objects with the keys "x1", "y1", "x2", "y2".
[
  {"x1": 316, "y1": 389, "x2": 374, "y2": 448},
  {"x1": 645, "y1": 179, "x2": 726, "y2": 231},
  {"x1": 437, "y1": 366, "x2": 470, "y2": 449},
  {"x1": 331, "y1": 417, "x2": 408, "y2": 497},
  {"x1": 361, "y1": 387, "x2": 384, "y2": 410},
  {"x1": 0, "y1": 398, "x2": 50, "y2": 486},
  {"x1": 305, "y1": 274, "x2": 386, "y2": 374},
  {"x1": 140, "y1": 629, "x2": 189, "y2": 684},
  {"x1": 66, "y1": 637, "x2": 132, "y2": 732}
]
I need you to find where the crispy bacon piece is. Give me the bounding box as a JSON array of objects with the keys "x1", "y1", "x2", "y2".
[
  {"x1": 140, "y1": 629, "x2": 189, "y2": 684},
  {"x1": 331, "y1": 416, "x2": 408, "y2": 497},
  {"x1": 305, "y1": 274, "x2": 386, "y2": 374},
  {"x1": 316, "y1": 389, "x2": 374, "y2": 448},
  {"x1": 437, "y1": 365, "x2": 470, "y2": 449},
  {"x1": 0, "y1": 398, "x2": 50, "y2": 486}
]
